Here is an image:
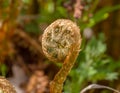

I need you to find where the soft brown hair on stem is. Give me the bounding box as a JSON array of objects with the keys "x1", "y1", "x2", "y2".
[{"x1": 41, "y1": 19, "x2": 81, "y2": 93}]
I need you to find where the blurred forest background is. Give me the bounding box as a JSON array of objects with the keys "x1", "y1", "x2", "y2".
[{"x1": 0, "y1": 0, "x2": 120, "y2": 93}]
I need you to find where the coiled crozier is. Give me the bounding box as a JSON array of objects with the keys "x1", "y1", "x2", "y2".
[{"x1": 42, "y1": 19, "x2": 80, "y2": 62}]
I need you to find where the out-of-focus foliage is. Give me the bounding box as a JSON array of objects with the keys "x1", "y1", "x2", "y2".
[
  {"x1": 64, "y1": 33, "x2": 120, "y2": 93},
  {"x1": 80, "y1": 5, "x2": 120, "y2": 30},
  {"x1": 0, "y1": 0, "x2": 21, "y2": 63},
  {"x1": 0, "y1": 64, "x2": 8, "y2": 76}
]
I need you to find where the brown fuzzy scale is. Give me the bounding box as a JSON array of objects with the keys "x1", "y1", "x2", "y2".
[
  {"x1": 42, "y1": 19, "x2": 80, "y2": 62},
  {"x1": 0, "y1": 76, "x2": 16, "y2": 93}
]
